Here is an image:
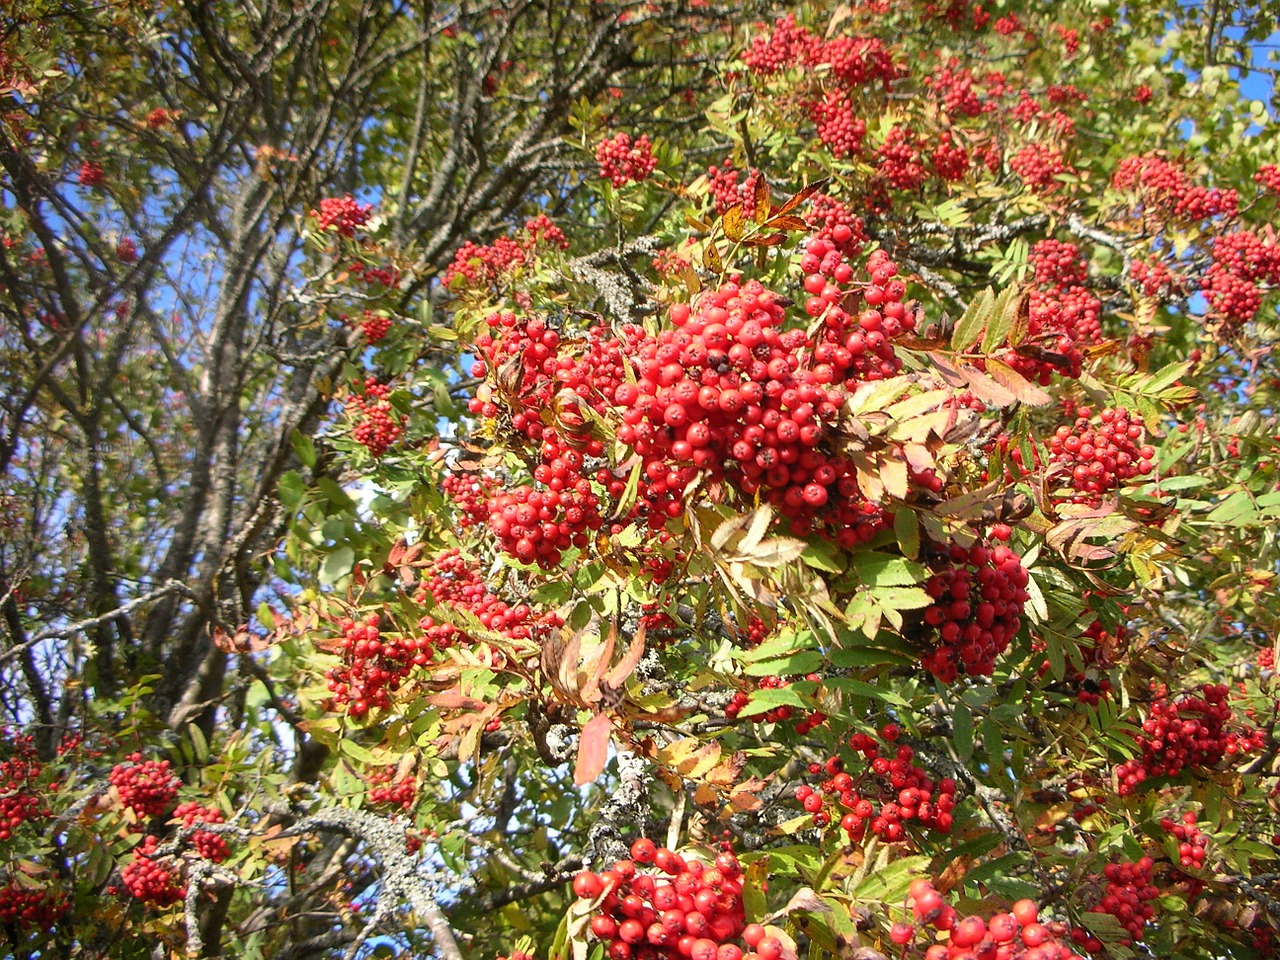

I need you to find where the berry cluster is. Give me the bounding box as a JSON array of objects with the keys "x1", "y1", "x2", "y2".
[
  {"x1": 1256, "y1": 163, "x2": 1280, "y2": 194},
  {"x1": 441, "y1": 473, "x2": 501, "y2": 529},
  {"x1": 902, "y1": 880, "x2": 1083, "y2": 959},
  {"x1": 442, "y1": 216, "x2": 568, "y2": 292},
  {"x1": 1114, "y1": 683, "x2": 1263, "y2": 795},
  {"x1": 1078, "y1": 858, "x2": 1157, "y2": 948},
  {"x1": 1160, "y1": 809, "x2": 1208, "y2": 871},
  {"x1": 1112, "y1": 154, "x2": 1238, "y2": 222},
  {"x1": 310, "y1": 195, "x2": 372, "y2": 237},
  {"x1": 173, "y1": 801, "x2": 230, "y2": 863},
  {"x1": 1047, "y1": 406, "x2": 1155, "y2": 505},
  {"x1": 0, "y1": 753, "x2": 48, "y2": 840},
  {"x1": 348, "y1": 378, "x2": 403, "y2": 458},
  {"x1": 878, "y1": 127, "x2": 928, "y2": 192},
  {"x1": 925, "y1": 61, "x2": 990, "y2": 118},
  {"x1": 597, "y1": 133, "x2": 658, "y2": 187},
  {"x1": 356, "y1": 310, "x2": 392, "y2": 344},
  {"x1": 705, "y1": 163, "x2": 763, "y2": 217},
  {"x1": 0, "y1": 883, "x2": 68, "y2": 930},
  {"x1": 368, "y1": 770, "x2": 417, "y2": 810},
  {"x1": 930, "y1": 132, "x2": 970, "y2": 182},
  {"x1": 1202, "y1": 229, "x2": 1280, "y2": 335},
  {"x1": 743, "y1": 13, "x2": 898, "y2": 85},
  {"x1": 573, "y1": 841, "x2": 760, "y2": 960},
  {"x1": 325, "y1": 613, "x2": 429, "y2": 717},
  {"x1": 414, "y1": 547, "x2": 557, "y2": 646},
  {"x1": 485, "y1": 484, "x2": 602, "y2": 568},
  {"x1": 1128, "y1": 257, "x2": 1181, "y2": 299},
  {"x1": 109, "y1": 753, "x2": 179, "y2": 819},
  {"x1": 121, "y1": 835, "x2": 186, "y2": 907},
  {"x1": 992, "y1": 240, "x2": 1102, "y2": 385},
  {"x1": 918, "y1": 541, "x2": 1029, "y2": 682},
  {"x1": 116, "y1": 237, "x2": 138, "y2": 263},
  {"x1": 78, "y1": 160, "x2": 105, "y2": 188},
  {"x1": 612, "y1": 257, "x2": 914, "y2": 543},
  {"x1": 805, "y1": 194, "x2": 865, "y2": 258},
  {"x1": 807, "y1": 91, "x2": 866, "y2": 158},
  {"x1": 797, "y1": 734, "x2": 959, "y2": 842},
  {"x1": 725, "y1": 674, "x2": 826, "y2": 733},
  {"x1": 146, "y1": 107, "x2": 174, "y2": 128},
  {"x1": 1009, "y1": 143, "x2": 1071, "y2": 193}
]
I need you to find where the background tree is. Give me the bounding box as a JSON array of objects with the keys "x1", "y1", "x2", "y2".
[{"x1": 0, "y1": 1, "x2": 1279, "y2": 959}]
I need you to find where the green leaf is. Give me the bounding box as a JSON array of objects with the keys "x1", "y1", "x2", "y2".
[
  {"x1": 290, "y1": 430, "x2": 318, "y2": 468},
  {"x1": 321, "y1": 546, "x2": 355, "y2": 585},
  {"x1": 951, "y1": 699, "x2": 973, "y2": 761},
  {"x1": 951, "y1": 286, "x2": 995, "y2": 352}
]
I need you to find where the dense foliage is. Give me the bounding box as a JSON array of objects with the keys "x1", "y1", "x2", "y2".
[{"x1": 2, "y1": 1, "x2": 1280, "y2": 958}]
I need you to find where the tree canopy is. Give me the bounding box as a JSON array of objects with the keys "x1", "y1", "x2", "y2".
[{"x1": 1, "y1": 1, "x2": 1280, "y2": 958}]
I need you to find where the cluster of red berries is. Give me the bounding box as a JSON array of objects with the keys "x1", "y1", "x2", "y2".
[
  {"x1": 173, "y1": 801, "x2": 230, "y2": 863},
  {"x1": 116, "y1": 237, "x2": 138, "y2": 263},
  {"x1": 441, "y1": 473, "x2": 501, "y2": 529},
  {"x1": 0, "y1": 883, "x2": 68, "y2": 930},
  {"x1": 1160, "y1": 810, "x2": 1208, "y2": 871},
  {"x1": 878, "y1": 127, "x2": 928, "y2": 192},
  {"x1": 743, "y1": 14, "x2": 898, "y2": 88},
  {"x1": 146, "y1": 107, "x2": 174, "y2": 128},
  {"x1": 468, "y1": 312, "x2": 622, "y2": 452},
  {"x1": 901, "y1": 879, "x2": 1083, "y2": 959},
  {"x1": 78, "y1": 160, "x2": 106, "y2": 188},
  {"x1": 926, "y1": 61, "x2": 991, "y2": 118},
  {"x1": 597, "y1": 133, "x2": 658, "y2": 187},
  {"x1": 1202, "y1": 229, "x2": 1280, "y2": 333},
  {"x1": 1046, "y1": 406, "x2": 1155, "y2": 505},
  {"x1": 930, "y1": 132, "x2": 970, "y2": 182},
  {"x1": 443, "y1": 216, "x2": 568, "y2": 292},
  {"x1": 573, "y1": 840, "x2": 764, "y2": 960},
  {"x1": 0, "y1": 753, "x2": 48, "y2": 840},
  {"x1": 990, "y1": 240, "x2": 1102, "y2": 385},
  {"x1": 485, "y1": 484, "x2": 602, "y2": 568},
  {"x1": 612, "y1": 259, "x2": 914, "y2": 542},
  {"x1": 725, "y1": 674, "x2": 826, "y2": 732},
  {"x1": 1115, "y1": 683, "x2": 1262, "y2": 795},
  {"x1": 807, "y1": 91, "x2": 865, "y2": 158},
  {"x1": 1009, "y1": 143, "x2": 1071, "y2": 193},
  {"x1": 918, "y1": 540, "x2": 1029, "y2": 682},
  {"x1": 799, "y1": 729, "x2": 959, "y2": 842},
  {"x1": 805, "y1": 194, "x2": 865, "y2": 258},
  {"x1": 121, "y1": 835, "x2": 186, "y2": 907},
  {"x1": 1112, "y1": 154, "x2": 1238, "y2": 222},
  {"x1": 1079, "y1": 858, "x2": 1157, "y2": 948},
  {"x1": 705, "y1": 164, "x2": 763, "y2": 217},
  {"x1": 368, "y1": 770, "x2": 417, "y2": 811},
  {"x1": 356, "y1": 310, "x2": 392, "y2": 344},
  {"x1": 325, "y1": 613, "x2": 428, "y2": 717},
  {"x1": 348, "y1": 378, "x2": 403, "y2": 457},
  {"x1": 1128, "y1": 257, "x2": 1180, "y2": 299},
  {"x1": 310, "y1": 195, "x2": 372, "y2": 237},
  {"x1": 109, "y1": 753, "x2": 179, "y2": 819},
  {"x1": 1256, "y1": 163, "x2": 1280, "y2": 194},
  {"x1": 414, "y1": 547, "x2": 558, "y2": 647}
]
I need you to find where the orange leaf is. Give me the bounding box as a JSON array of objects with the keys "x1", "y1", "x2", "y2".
[
  {"x1": 722, "y1": 205, "x2": 745, "y2": 242},
  {"x1": 575, "y1": 712, "x2": 613, "y2": 785},
  {"x1": 774, "y1": 177, "x2": 830, "y2": 217},
  {"x1": 753, "y1": 173, "x2": 772, "y2": 225}
]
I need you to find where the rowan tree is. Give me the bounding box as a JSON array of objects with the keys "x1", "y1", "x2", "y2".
[{"x1": 1, "y1": 1, "x2": 1279, "y2": 959}]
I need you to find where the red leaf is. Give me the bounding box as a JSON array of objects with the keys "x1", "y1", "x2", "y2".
[{"x1": 575, "y1": 712, "x2": 613, "y2": 785}]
